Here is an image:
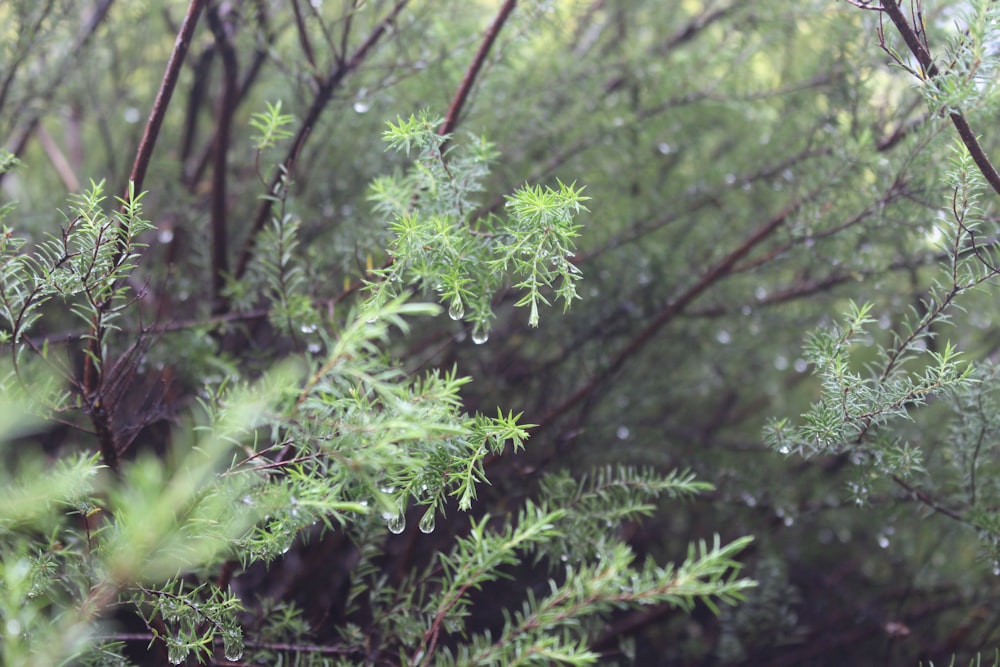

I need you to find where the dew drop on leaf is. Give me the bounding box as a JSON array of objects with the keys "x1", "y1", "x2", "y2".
[
  {"x1": 387, "y1": 512, "x2": 406, "y2": 534},
  {"x1": 167, "y1": 643, "x2": 186, "y2": 665},
  {"x1": 471, "y1": 325, "x2": 489, "y2": 345},
  {"x1": 448, "y1": 298, "x2": 464, "y2": 321},
  {"x1": 419, "y1": 508, "x2": 436, "y2": 534},
  {"x1": 224, "y1": 633, "x2": 244, "y2": 662}
]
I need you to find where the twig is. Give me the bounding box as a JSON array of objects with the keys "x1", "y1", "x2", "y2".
[
  {"x1": 534, "y1": 192, "x2": 817, "y2": 435},
  {"x1": 86, "y1": 0, "x2": 206, "y2": 473},
  {"x1": 126, "y1": 0, "x2": 206, "y2": 203},
  {"x1": 35, "y1": 122, "x2": 81, "y2": 192},
  {"x1": 439, "y1": 0, "x2": 517, "y2": 140},
  {"x1": 233, "y1": 0, "x2": 411, "y2": 282},
  {"x1": 290, "y1": 0, "x2": 318, "y2": 73},
  {"x1": 876, "y1": 0, "x2": 1000, "y2": 198},
  {"x1": 0, "y1": 0, "x2": 115, "y2": 188},
  {"x1": 205, "y1": 1, "x2": 239, "y2": 311}
]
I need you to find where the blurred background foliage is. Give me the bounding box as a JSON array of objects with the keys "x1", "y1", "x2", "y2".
[{"x1": 5, "y1": 0, "x2": 1000, "y2": 664}]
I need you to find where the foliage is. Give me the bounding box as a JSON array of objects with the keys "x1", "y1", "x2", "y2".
[
  {"x1": 11, "y1": 0, "x2": 1000, "y2": 665},
  {"x1": 0, "y1": 3, "x2": 752, "y2": 665}
]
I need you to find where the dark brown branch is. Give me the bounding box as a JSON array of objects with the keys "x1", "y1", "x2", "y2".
[
  {"x1": 291, "y1": 0, "x2": 319, "y2": 73},
  {"x1": 878, "y1": 0, "x2": 1000, "y2": 198},
  {"x1": 438, "y1": 0, "x2": 517, "y2": 139},
  {"x1": 534, "y1": 194, "x2": 812, "y2": 435},
  {"x1": 234, "y1": 0, "x2": 411, "y2": 282},
  {"x1": 660, "y1": 3, "x2": 737, "y2": 53},
  {"x1": 892, "y1": 475, "x2": 966, "y2": 523},
  {"x1": 178, "y1": 45, "x2": 216, "y2": 179},
  {"x1": 205, "y1": 1, "x2": 239, "y2": 312},
  {"x1": 85, "y1": 0, "x2": 205, "y2": 474},
  {"x1": 184, "y1": 2, "x2": 273, "y2": 188},
  {"x1": 126, "y1": 0, "x2": 206, "y2": 201}
]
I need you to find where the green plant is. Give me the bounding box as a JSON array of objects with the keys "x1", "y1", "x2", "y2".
[{"x1": 0, "y1": 96, "x2": 752, "y2": 665}]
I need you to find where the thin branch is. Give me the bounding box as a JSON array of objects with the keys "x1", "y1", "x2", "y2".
[
  {"x1": 439, "y1": 0, "x2": 517, "y2": 139},
  {"x1": 233, "y1": 0, "x2": 411, "y2": 282},
  {"x1": 126, "y1": 0, "x2": 207, "y2": 203},
  {"x1": 35, "y1": 122, "x2": 81, "y2": 193},
  {"x1": 892, "y1": 475, "x2": 967, "y2": 522},
  {"x1": 205, "y1": 0, "x2": 240, "y2": 312},
  {"x1": 290, "y1": 0, "x2": 319, "y2": 73},
  {"x1": 0, "y1": 0, "x2": 58, "y2": 117},
  {"x1": 178, "y1": 45, "x2": 216, "y2": 179},
  {"x1": 534, "y1": 192, "x2": 817, "y2": 435},
  {"x1": 84, "y1": 0, "x2": 206, "y2": 474},
  {"x1": 876, "y1": 0, "x2": 1000, "y2": 198},
  {"x1": 0, "y1": 0, "x2": 115, "y2": 188},
  {"x1": 184, "y1": 1, "x2": 274, "y2": 188},
  {"x1": 659, "y1": 3, "x2": 737, "y2": 53}
]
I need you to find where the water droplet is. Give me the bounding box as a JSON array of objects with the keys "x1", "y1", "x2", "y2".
[
  {"x1": 387, "y1": 512, "x2": 406, "y2": 534},
  {"x1": 167, "y1": 643, "x2": 186, "y2": 665},
  {"x1": 353, "y1": 88, "x2": 370, "y2": 114},
  {"x1": 448, "y1": 299, "x2": 464, "y2": 321},
  {"x1": 419, "y1": 508, "x2": 436, "y2": 534},
  {"x1": 471, "y1": 325, "x2": 489, "y2": 345},
  {"x1": 223, "y1": 630, "x2": 244, "y2": 661}
]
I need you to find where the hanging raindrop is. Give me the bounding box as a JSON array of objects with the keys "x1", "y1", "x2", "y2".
[
  {"x1": 167, "y1": 644, "x2": 186, "y2": 665},
  {"x1": 448, "y1": 298, "x2": 464, "y2": 321},
  {"x1": 418, "y1": 508, "x2": 436, "y2": 534},
  {"x1": 471, "y1": 324, "x2": 489, "y2": 345},
  {"x1": 223, "y1": 632, "x2": 244, "y2": 662},
  {"x1": 387, "y1": 512, "x2": 406, "y2": 534},
  {"x1": 353, "y1": 88, "x2": 371, "y2": 114}
]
